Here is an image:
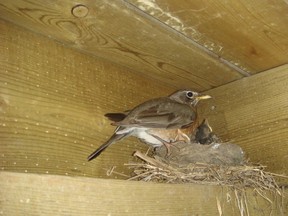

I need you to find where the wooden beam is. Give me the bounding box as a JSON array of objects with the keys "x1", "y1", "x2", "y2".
[
  {"x1": 198, "y1": 65, "x2": 288, "y2": 176},
  {"x1": 0, "y1": 0, "x2": 242, "y2": 91},
  {"x1": 127, "y1": 0, "x2": 288, "y2": 73},
  {"x1": 0, "y1": 172, "x2": 286, "y2": 215},
  {"x1": 0, "y1": 18, "x2": 175, "y2": 179}
]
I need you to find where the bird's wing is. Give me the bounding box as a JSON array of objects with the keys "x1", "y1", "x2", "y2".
[{"x1": 113, "y1": 99, "x2": 196, "y2": 129}]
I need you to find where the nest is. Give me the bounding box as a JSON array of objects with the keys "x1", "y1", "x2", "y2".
[
  {"x1": 128, "y1": 150, "x2": 282, "y2": 191},
  {"x1": 124, "y1": 140, "x2": 287, "y2": 215}
]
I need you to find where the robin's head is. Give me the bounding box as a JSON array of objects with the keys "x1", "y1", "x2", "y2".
[{"x1": 169, "y1": 89, "x2": 211, "y2": 106}]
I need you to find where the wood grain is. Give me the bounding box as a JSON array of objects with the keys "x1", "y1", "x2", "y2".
[
  {"x1": 0, "y1": 0, "x2": 242, "y2": 91},
  {"x1": 128, "y1": 0, "x2": 288, "y2": 73},
  {"x1": 0, "y1": 171, "x2": 286, "y2": 216},
  {"x1": 0, "y1": 18, "x2": 176, "y2": 179},
  {"x1": 198, "y1": 65, "x2": 288, "y2": 176}
]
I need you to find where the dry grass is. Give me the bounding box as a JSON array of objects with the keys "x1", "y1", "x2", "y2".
[
  {"x1": 125, "y1": 150, "x2": 287, "y2": 216},
  {"x1": 128, "y1": 151, "x2": 283, "y2": 190}
]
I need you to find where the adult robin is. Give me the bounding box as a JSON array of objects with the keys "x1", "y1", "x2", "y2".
[{"x1": 87, "y1": 89, "x2": 211, "y2": 161}]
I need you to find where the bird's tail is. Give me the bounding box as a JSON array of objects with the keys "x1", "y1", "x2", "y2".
[
  {"x1": 105, "y1": 113, "x2": 127, "y2": 122},
  {"x1": 87, "y1": 129, "x2": 128, "y2": 161}
]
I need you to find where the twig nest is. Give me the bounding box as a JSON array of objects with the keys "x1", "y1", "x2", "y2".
[{"x1": 155, "y1": 142, "x2": 245, "y2": 166}]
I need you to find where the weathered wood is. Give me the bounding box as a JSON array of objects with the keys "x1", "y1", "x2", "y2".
[
  {"x1": 128, "y1": 0, "x2": 288, "y2": 73},
  {"x1": 0, "y1": 171, "x2": 286, "y2": 216},
  {"x1": 0, "y1": 0, "x2": 242, "y2": 91},
  {"x1": 198, "y1": 65, "x2": 288, "y2": 176},
  {"x1": 0, "y1": 18, "x2": 176, "y2": 178}
]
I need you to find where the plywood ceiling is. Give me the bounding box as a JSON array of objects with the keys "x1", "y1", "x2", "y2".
[
  {"x1": 127, "y1": 0, "x2": 288, "y2": 73},
  {"x1": 0, "y1": 0, "x2": 287, "y2": 91}
]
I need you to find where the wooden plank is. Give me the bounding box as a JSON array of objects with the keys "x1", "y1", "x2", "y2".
[
  {"x1": 127, "y1": 0, "x2": 288, "y2": 73},
  {"x1": 0, "y1": 171, "x2": 286, "y2": 216},
  {"x1": 0, "y1": 18, "x2": 176, "y2": 179},
  {"x1": 0, "y1": 0, "x2": 242, "y2": 91},
  {"x1": 197, "y1": 65, "x2": 288, "y2": 176}
]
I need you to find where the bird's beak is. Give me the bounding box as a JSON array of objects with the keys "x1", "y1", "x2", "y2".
[{"x1": 196, "y1": 94, "x2": 212, "y2": 101}]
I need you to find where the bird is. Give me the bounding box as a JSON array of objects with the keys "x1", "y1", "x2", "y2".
[
  {"x1": 194, "y1": 119, "x2": 220, "y2": 144},
  {"x1": 87, "y1": 89, "x2": 211, "y2": 161}
]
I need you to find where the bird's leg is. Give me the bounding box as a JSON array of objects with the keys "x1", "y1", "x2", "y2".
[{"x1": 150, "y1": 134, "x2": 178, "y2": 157}]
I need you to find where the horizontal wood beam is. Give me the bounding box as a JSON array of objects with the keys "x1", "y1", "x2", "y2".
[{"x1": 0, "y1": 171, "x2": 286, "y2": 215}]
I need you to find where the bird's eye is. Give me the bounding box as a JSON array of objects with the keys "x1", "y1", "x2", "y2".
[{"x1": 186, "y1": 91, "x2": 194, "y2": 98}]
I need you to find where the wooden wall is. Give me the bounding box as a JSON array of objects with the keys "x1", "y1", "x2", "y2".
[
  {"x1": 198, "y1": 65, "x2": 288, "y2": 176},
  {"x1": 0, "y1": 18, "x2": 175, "y2": 179},
  {"x1": 1, "y1": 17, "x2": 288, "y2": 179},
  {"x1": 1, "y1": 16, "x2": 288, "y2": 179}
]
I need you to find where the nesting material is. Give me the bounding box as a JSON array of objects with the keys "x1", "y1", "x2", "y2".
[
  {"x1": 126, "y1": 119, "x2": 285, "y2": 191},
  {"x1": 128, "y1": 149, "x2": 281, "y2": 190},
  {"x1": 126, "y1": 148, "x2": 287, "y2": 215}
]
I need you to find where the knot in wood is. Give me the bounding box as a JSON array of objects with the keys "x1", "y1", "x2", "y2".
[{"x1": 72, "y1": 5, "x2": 89, "y2": 18}]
